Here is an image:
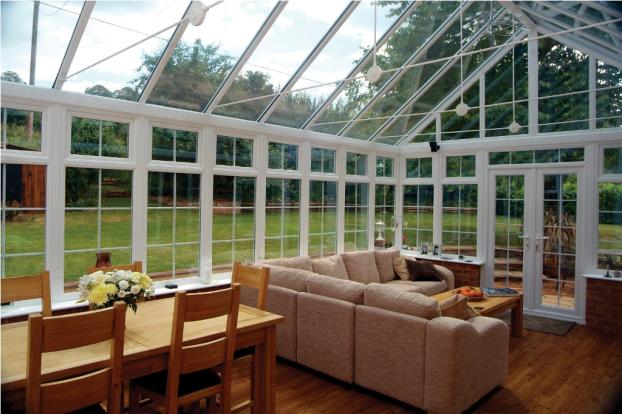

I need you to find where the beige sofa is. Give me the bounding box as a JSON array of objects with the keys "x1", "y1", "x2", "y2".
[{"x1": 240, "y1": 250, "x2": 508, "y2": 414}]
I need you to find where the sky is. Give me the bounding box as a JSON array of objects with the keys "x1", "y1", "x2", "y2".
[{"x1": 0, "y1": 0, "x2": 396, "y2": 101}]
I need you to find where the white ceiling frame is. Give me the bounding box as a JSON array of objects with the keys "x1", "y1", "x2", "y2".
[
  {"x1": 368, "y1": 9, "x2": 507, "y2": 142},
  {"x1": 203, "y1": 1, "x2": 288, "y2": 114},
  {"x1": 256, "y1": 1, "x2": 360, "y2": 123},
  {"x1": 397, "y1": 29, "x2": 528, "y2": 147},
  {"x1": 543, "y1": 1, "x2": 622, "y2": 45},
  {"x1": 500, "y1": 0, "x2": 536, "y2": 30},
  {"x1": 138, "y1": 3, "x2": 192, "y2": 103},
  {"x1": 584, "y1": 2, "x2": 622, "y2": 20},
  {"x1": 53, "y1": 1, "x2": 96, "y2": 89},
  {"x1": 300, "y1": 0, "x2": 421, "y2": 130},
  {"x1": 336, "y1": 1, "x2": 470, "y2": 137}
]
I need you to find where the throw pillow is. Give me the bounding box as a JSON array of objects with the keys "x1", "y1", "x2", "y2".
[
  {"x1": 312, "y1": 255, "x2": 349, "y2": 279},
  {"x1": 393, "y1": 256, "x2": 410, "y2": 281},
  {"x1": 406, "y1": 259, "x2": 441, "y2": 282},
  {"x1": 439, "y1": 294, "x2": 479, "y2": 320}
]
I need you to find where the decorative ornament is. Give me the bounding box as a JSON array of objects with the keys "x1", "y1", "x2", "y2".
[
  {"x1": 455, "y1": 102, "x2": 469, "y2": 117},
  {"x1": 366, "y1": 64, "x2": 383, "y2": 84},
  {"x1": 508, "y1": 121, "x2": 521, "y2": 133}
]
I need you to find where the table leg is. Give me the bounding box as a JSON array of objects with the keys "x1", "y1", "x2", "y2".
[{"x1": 511, "y1": 295, "x2": 524, "y2": 337}]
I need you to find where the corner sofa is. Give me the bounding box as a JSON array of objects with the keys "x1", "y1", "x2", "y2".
[{"x1": 240, "y1": 249, "x2": 509, "y2": 414}]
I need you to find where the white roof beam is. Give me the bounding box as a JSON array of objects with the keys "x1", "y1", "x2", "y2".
[
  {"x1": 203, "y1": 1, "x2": 288, "y2": 113},
  {"x1": 53, "y1": 1, "x2": 95, "y2": 89},
  {"x1": 500, "y1": 0, "x2": 536, "y2": 30},
  {"x1": 544, "y1": 1, "x2": 622, "y2": 44}
]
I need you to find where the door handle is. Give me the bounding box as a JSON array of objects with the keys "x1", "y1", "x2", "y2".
[
  {"x1": 518, "y1": 235, "x2": 529, "y2": 251},
  {"x1": 535, "y1": 236, "x2": 549, "y2": 240}
]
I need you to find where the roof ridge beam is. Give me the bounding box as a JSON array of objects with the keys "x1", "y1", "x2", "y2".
[
  {"x1": 368, "y1": 8, "x2": 506, "y2": 141},
  {"x1": 336, "y1": 1, "x2": 470, "y2": 137},
  {"x1": 500, "y1": 1, "x2": 536, "y2": 30},
  {"x1": 138, "y1": 3, "x2": 192, "y2": 103},
  {"x1": 397, "y1": 29, "x2": 528, "y2": 146},
  {"x1": 53, "y1": 1, "x2": 96, "y2": 89},
  {"x1": 203, "y1": 1, "x2": 288, "y2": 114},
  {"x1": 543, "y1": 1, "x2": 622, "y2": 44},
  {"x1": 256, "y1": 1, "x2": 360, "y2": 123},
  {"x1": 299, "y1": 0, "x2": 421, "y2": 130}
]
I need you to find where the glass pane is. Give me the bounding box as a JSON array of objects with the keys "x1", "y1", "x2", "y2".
[
  {"x1": 148, "y1": 172, "x2": 174, "y2": 207},
  {"x1": 216, "y1": 135, "x2": 234, "y2": 166},
  {"x1": 596, "y1": 61, "x2": 622, "y2": 129},
  {"x1": 236, "y1": 137, "x2": 253, "y2": 167},
  {"x1": 102, "y1": 170, "x2": 132, "y2": 208},
  {"x1": 176, "y1": 209, "x2": 200, "y2": 243},
  {"x1": 1, "y1": 108, "x2": 42, "y2": 151},
  {"x1": 152, "y1": 127, "x2": 174, "y2": 161},
  {"x1": 176, "y1": 130, "x2": 198, "y2": 163},
  {"x1": 100, "y1": 210, "x2": 131, "y2": 248},
  {"x1": 3, "y1": 210, "x2": 45, "y2": 255},
  {"x1": 604, "y1": 148, "x2": 622, "y2": 174},
  {"x1": 598, "y1": 183, "x2": 622, "y2": 270},
  {"x1": 175, "y1": 244, "x2": 200, "y2": 278},
  {"x1": 147, "y1": 209, "x2": 173, "y2": 245},
  {"x1": 3, "y1": 255, "x2": 45, "y2": 278},
  {"x1": 101, "y1": 121, "x2": 129, "y2": 158},
  {"x1": 147, "y1": 246, "x2": 173, "y2": 276}
]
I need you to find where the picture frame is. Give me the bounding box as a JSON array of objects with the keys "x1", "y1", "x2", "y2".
[
  {"x1": 432, "y1": 244, "x2": 440, "y2": 256},
  {"x1": 420, "y1": 244, "x2": 428, "y2": 254}
]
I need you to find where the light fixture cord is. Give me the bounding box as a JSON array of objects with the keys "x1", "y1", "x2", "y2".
[
  {"x1": 373, "y1": 0, "x2": 377, "y2": 68},
  {"x1": 459, "y1": 0, "x2": 464, "y2": 104},
  {"x1": 511, "y1": 16, "x2": 516, "y2": 122}
]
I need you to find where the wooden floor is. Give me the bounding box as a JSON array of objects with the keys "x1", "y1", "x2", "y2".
[{"x1": 139, "y1": 325, "x2": 622, "y2": 414}]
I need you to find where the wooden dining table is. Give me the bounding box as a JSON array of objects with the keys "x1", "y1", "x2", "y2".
[{"x1": 1, "y1": 297, "x2": 284, "y2": 413}]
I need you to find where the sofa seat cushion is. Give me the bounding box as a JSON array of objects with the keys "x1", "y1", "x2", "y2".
[
  {"x1": 312, "y1": 255, "x2": 349, "y2": 280},
  {"x1": 262, "y1": 264, "x2": 317, "y2": 292},
  {"x1": 306, "y1": 274, "x2": 365, "y2": 304},
  {"x1": 364, "y1": 283, "x2": 441, "y2": 320},
  {"x1": 374, "y1": 248, "x2": 399, "y2": 282},
  {"x1": 341, "y1": 251, "x2": 381, "y2": 284},
  {"x1": 381, "y1": 280, "x2": 423, "y2": 293},
  {"x1": 259, "y1": 256, "x2": 313, "y2": 272},
  {"x1": 408, "y1": 280, "x2": 448, "y2": 296}
]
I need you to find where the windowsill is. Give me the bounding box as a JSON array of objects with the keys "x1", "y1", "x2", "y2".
[
  {"x1": 1, "y1": 277, "x2": 232, "y2": 320},
  {"x1": 583, "y1": 273, "x2": 622, "y2": 282},
  {"x1": 400, "y1": 249, "x2": 484, "y2": 265}
]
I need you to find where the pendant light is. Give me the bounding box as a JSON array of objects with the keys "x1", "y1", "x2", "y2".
[
  {"x1": 508, "y1": 16, "x2": 521, "y2": 134},
  {"x1": 366, "y1": 1, "x2": 383, "y2": 84},
  {"x1": 455, "y1": 0, "x2": 469, "y2": 117}
]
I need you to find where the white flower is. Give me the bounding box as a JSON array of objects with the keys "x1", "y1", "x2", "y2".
[
  {"x1": 118, "y1": 280, "x2": 129, "y2": 290},
  {"x1": 130, "y1": 285, "x2": 141, "y2": 295},
  {"x1": 117, "y1": 289, "x2": 127, "y2": 298}
]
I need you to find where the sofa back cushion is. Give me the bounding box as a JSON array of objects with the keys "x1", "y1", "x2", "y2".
[
  {"x1": 312, "y1": 255, "x2": 349, "y2": 280},
  {"x1": 374, "y1": 248, "x2": 399, "y2": 282},
  {"x1": 364, "y1": 283, "x2": 441, "y2": 320},
  {"x1": 263, "y1": 264, "x2": 316, "y2": 292},
  {"x1": 341, "y1": 251, "x2": 381, "y2": 284},
  {"x1": 259, "y1": 256, "x2": 313, "y2": 272},
  {"x1": 306, "y1": 274, "x2": 365, "y2": 304}
]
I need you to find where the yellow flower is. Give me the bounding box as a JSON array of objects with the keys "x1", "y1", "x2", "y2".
[
  {"x1": 105, "y1": 283, "x2": 118, "y2": 295},
  {"x1": 87, "y1": 284, "x2": 110, "y2": 306}
]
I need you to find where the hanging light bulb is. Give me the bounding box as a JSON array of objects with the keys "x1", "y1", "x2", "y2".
[
  {"x1": 507, "y1": 16, "x2": 520, "y2": 134},
  {"x1": 188, "y1": 1, "x2": 223, "y2": 26},
  {"x1": 454, "y1": 0, "x2": 468, "y2": 117},
  {"x1": 366, "y1": 1, "x2": 383, "y2": 84},
  {"x1": 455, "y1": 102, "x2": 469, "y2": 116}
]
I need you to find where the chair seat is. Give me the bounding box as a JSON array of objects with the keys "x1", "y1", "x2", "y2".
[
  {"x1": 68, "y1": 404, "x2": 107, "y2": 414},
  {"x1": 134, "y1": 368, "x2": 221, "y2": 397},
  {"x1": 234, "y1": 346, "x2": 255, "y2": 359}
]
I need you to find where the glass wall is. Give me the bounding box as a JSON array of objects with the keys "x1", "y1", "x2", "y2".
[
  {"x1": 598, "y1": 147, "x2": 622, "y2": 270},
  {"x1": 346, "y1": 152, "x2": 367, "y2": 176},
  {"x1": 152, "y1": 127, "x2": 198, "y2": 163},
  {"x1": 442, "y1": 184, "x2": 477, "y2": 256},
  {"x1": 216, "y1": 135, "x2": 253, "y2": 167},
  {"x1": 311, "y1": 147, "x2": 336, "y2": 174},
  {"x1": 71, "y1": 116, "x2": 129, "y2": 157},
  {"x1": 374, "y1": 184, "x2": 395, "y2": 248},
  {"x1": 265, "y1": 178, "x2": 300, "y2": 259},
  {"x1": 402, "y1": 184, "x2": 433, "y2": 251},
  {"x1": 308, "y1": 180, "x2": 337, "y2": 257},
  {"x1": 268, "y1": 142, "x2": 298, "y2": 170}
]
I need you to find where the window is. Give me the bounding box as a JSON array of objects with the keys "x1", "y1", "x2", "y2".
[
  {"x1": 344, "y1": 183, "x2": 368, "y2": 251},
  {"x1": 598, "y1": 147, "x2": 622, "y2": 270},
  {"x1": 70, "y1": 116, "x2": 129, "y2": 157},
  {"x1": 489, "y1": 148, "x2": 584, "y2": 165},
  {"x1": 1, "y1": 163, "x2": 46, "y2": 277},
  {"x1": 346, "y1": 152, "x2": 367, "y2": 176},
  {"x1": 265, "y1": 178, "x2": 300, "y2": 259},
  {"x1": 376, "y1": 156, "x2": 394, "y2": 178},
  {"x1": 442, "y1": 184, "x2": 477, "y2": 256},
  {"x1": 402, "y1": 185, "x2": 434, "y2": 250},
  {"x1": 64, "y1": 168, "x2": 132, "y2": 291},
  {"x1": 374, "y1": 184, "x2": 395, "y2": 249},
  {"x1": 216, "y1": 135, "x2": 253, "y2": 167},
  {"x1": 1, "y1": 107, "x2": 42, "y2": 151},
  {"x1": 446, "y1": 155, "x2": 475, "y2": 177},
  {"x1": 595, "y1": 61, "x2": 622, "y2": 129},
  {"x1": 308, "y1": 180, "x2": 337, "y2": 257},
  {"x1": 152, "y1": 127, "x2": 198, "y2": 163},
  {"x1": 212, "y1": 175, "x2": 255, "y2": 271},
  {"x1": 310, "y1": 147, "x2": 336, "y2": 173},
  {"x1": 406, "y1": 157, "x2": 432, "y2": 178},
  {"x1": 268, "y1": 142, "x2": 298, "y2": 170},
  {"x1": 146, "y1": 172, "x2": 200, "y2": 281}
]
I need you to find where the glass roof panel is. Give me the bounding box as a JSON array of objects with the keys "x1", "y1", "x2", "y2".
[
  {"x1": 1, "y1": 1, "x2": 83, "y2": 87},
  {"x1": 146, "y1": 0, "x2": 275, "y2": 111},
  {"x1": 212, "y1": 0, "x2": 352, "y2": 122},
  {"x1": 62, "y1": 1, "x2": 188, "y2": 100},
  {"x1": 264, "y1": 0, "x2": 400, "y2": 129}
]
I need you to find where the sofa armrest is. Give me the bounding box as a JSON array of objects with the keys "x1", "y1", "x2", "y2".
[
  {"x1": 424, "y1": 316, "x2": 508, "y2": 414},
  {"x1": 433, "y1": 264, "x2": 455, "y2": 290},
  {"x1": 266, "y1": 285, "x2": 298, "y2": 362}
]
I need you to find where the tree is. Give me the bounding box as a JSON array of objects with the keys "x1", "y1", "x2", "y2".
[
  {"x1": 85, "y1": 84, "x2": 113, "y2": 97},
  {"x1": 1, "y1": 71, "x2": 25, "y2": 83}
]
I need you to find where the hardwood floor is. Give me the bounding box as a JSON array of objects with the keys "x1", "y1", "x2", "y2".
[{"x1": 138, "y1": 325, "x2": 622, "y2": 414}]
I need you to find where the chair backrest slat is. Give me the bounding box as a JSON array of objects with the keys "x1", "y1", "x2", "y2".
[
  {"x1": 184, "y1": 288, "x2": 235, "y2": 322},
  {"x1": 26, "y1": 302, "x2": 126, "y2": 414},
  {"x1": 86, "y1": 261, "x2": 142, "y2": 275},
  {"x1": 232, "y1": 262, "x2": 269, "y2": 310},
  {"x1": 180, "y1": 337, "x2": 227, "y2": 374},
  {"x1": 1, "y1": 271, "x2": 52, "y2": 317}
]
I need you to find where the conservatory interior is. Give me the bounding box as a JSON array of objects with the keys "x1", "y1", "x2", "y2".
[{"x1": 1, "y1": 0, "x2": 622, "y2": 413}]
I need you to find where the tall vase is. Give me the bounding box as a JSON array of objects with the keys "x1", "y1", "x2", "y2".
[{"x1": 95, "y1": 251, "x2": 112, "y2": 269}]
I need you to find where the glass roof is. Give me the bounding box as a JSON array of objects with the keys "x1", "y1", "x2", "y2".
[{"x1": 1, "y1": 0, "x2": 621, "y2": 146}]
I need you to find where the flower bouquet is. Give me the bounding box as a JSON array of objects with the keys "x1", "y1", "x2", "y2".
[{"x1": 78, "y1": 269, "x2": 155, "y2": 313}]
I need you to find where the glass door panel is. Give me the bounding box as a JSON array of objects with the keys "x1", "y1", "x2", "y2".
[{"x1": 539, "y1": 173, "x2": 577, "y2": 310}]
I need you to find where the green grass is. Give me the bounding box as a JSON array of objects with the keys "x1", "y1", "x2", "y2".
[{"x1": 3, "y1": 209, "x2": 621, "y2": 283}]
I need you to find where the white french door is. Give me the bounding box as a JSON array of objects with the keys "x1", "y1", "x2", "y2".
[{"x1": 488, "y1": 167, "x2": 583, "y2": 320}]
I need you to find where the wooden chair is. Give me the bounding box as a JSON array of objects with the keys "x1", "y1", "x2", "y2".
[
  {"x1": 230, "y1": 262, "x2": 270, "y2": 413},
  {"x1": 26, "y1": 302, "x2": 126, "y2": 414},
  {"x1": 87, "y1": 261, "x2": 143, "y2": 274},
  {"x1": 129, "y1": 285, "x2": 241, "y2": 414},
  {"x1": 1, "y1": 271, "x2": 52, "y2": 317}
]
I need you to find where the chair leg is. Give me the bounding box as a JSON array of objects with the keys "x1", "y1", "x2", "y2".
[
  {"x1": 189, "y1": 402, "x2": 201, "y2": 414},
  {"x1": 128, "y1": 381, "x2": 140, "y2": 414}
]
